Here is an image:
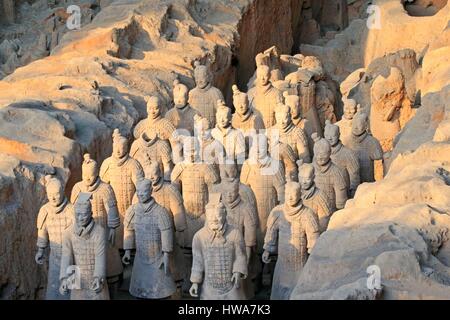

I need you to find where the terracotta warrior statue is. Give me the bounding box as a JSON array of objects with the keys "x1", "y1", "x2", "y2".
[
  {"x1": 188, "y1": 61, "x2": 224, "y2": 128},
  {"x1": 298, "y1": 161, "x2": 333, "y2": 232},
  {"x1": 59, "y1": 193, "x2": 109, "y2": 300},
  {"x1": 211, "y1": 100, "x2": 246, "y2": 168},
  {"x1": 100, "y1": 129, "x2": 145, "y2": 249},
  {"x1": 268, "y1": 130, "x2": 298, "y2": 182},
  {"x1": 123, "y1": 179, "x2": 176, "y2": 299},
  {"x1": 324, "y1": 120, "x2": 360, "y2": 197},
  {"x1": 283, "y1": 91, "x2": 315, "y2": 155},
  {"x1": 171, "y1": 136, "x2": 220, "y2": 247},
  {"x1": 240, "y1": 133, "x2": 285, "y2": 251},
  {"x1": 36, "y1": 175, "x2": 73, "y2": 300},
  {"x1": 147, "y1": 162, "x2": 187, "y2": 294},
  {"x1": 165, "y1": 78, "x2": 199, "y2": 136},
  {"x1": 190, "y1": 194, "x2": 248, "y2": 300},
  {"x1": 347, "y1": 112, "x2": 384, "y2": 183},
  {"x1": 269, "y1": 103, "x2": 310, "y2": 163},
  {"x1": 263, "y1": 182, "x2": 320, "y2": 300},
  {"x1": 248, "y1": 65, "x2": 283, "y2": 128},
  {"x1": 335, "y1": 98, "x2": 358, "y2": 146},
  {"x1": 133, "y1": 96, "x2": 176, "y2": 145},
  {"x1": 71, "y1": 154, "x2": 123, "y2": 288},
  {"x1": 370, "y1": 67, "x2": 413, "y2": 152},
  {"x1": 130, "y1": 131, "x2": 173, "y2": 181},
  {"x1": 194, "y1": 114, "x2": 223, "y2": 173},
  {"x1": 231, "y1": 84, "x2": 265, "y2": 134},
  {"x1": 311, "y1": 133, "x2": 348, "y2": 212},
  {"x1": 222, "y1": 179, "x2": 258, "y2": 298}
]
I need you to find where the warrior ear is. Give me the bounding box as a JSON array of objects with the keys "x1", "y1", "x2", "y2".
[
  {"x1": 311, "y1": 132, "x2": 321, "y2": 143},
  {"x1": 283, "y1": 91, "x2": 289, "y2": 98}
]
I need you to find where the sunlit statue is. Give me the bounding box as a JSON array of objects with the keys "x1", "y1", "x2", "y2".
[
  {"x1": 189, "y1": 193, "x2": 248, "y2": 300},
  {"x1": 335, "y1": 98, "x2": 358, "y2": 146},
  {"x1": 231, "y1": 84, "x2": 265, "y2": 134}
]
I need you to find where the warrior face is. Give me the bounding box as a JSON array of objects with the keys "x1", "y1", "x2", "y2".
[
  {"x1": 82, "y1": 165, "x2": 98, "y2": 188},
  {"x1": 250, "y1": 134, "x2": 268, "y2": 160},
  {"x1": 299, "y1": 166, "x2": 314, "y2": 190},
  {"x1": 147, "y1": 97, "x2": 161, "y2": 120},
  {"x1": 223, "y1": 181, "x2": 239, "y2": 205},
  {"x1": 352, "y1": 114, "x2": 368, "y2": 136},
  {"x1": 216, "y1": 107, "x2": 231, "y2": 130},
  {"x1": 195, "y1": 68, "x2": 210, "y2": 89},
  {"x1": 148, "y1": 163, "x2": 162, "y2": 187},
  {"x1": 113, "y1": 139, "x2": 128, "y2": 160},
  {"x1": 257, "y1": 66, "x2": 270, "y2": 86},
  {"x1": 324, "y1": 125, "x2": 340, "y2": 147},
  {"x1": 286, "y1": 98, "x2": 300, "y2": 119},
  {"x1": 206, "y1": 205, "x2": 226, "y2": 232},
  {"x1": 75, "y1": 203, "x2": 93, "y2": 228},
  {"x1": 174, "y1": 87, "x2": 188, "y2": 109},
  {"x1": 286, "y1": 182, "x2": 302, "y2": 207},
  {"x1": 136, "y1": 179, "x2": 152, "y2": 204},
  {"x1": 47, "y1": 184, "x2": 64, "y2": 207},
  {"x1": 343, "y1": 99, "x2": 357, "y2": 120},
  {"x1": 235, "y1": 95, "x2": 249, "y2": 116},
  {"x1": 275, "y1": 105, "x2": 291, "y2": 129}
]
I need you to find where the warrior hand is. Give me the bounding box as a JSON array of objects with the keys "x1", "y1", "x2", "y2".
[
  {"x1": 189, "y1": 283, "x2": 199, "y2": 297},
  {"x1": 163, "y1": 252, "x2": 170, "y2": 275},
  {"x1": 231, "y1": 272, "x2": 242, "y2": 289},
  {"x1": 91, "y1": 277, "x2": 103, "y2": 294},
  {"x1": 59, "y1": 278, "x2": 69, "y2": 295},
  {"x1": 35, "y1": 248, "x2": 45, "y2": 265},
  {"x1": 108, "y1": 228, "x2": 116, "y2": 246},
  {"x1": 262, "y1": 250, "x2": 271, "y2": 264},
  {"x1": 122, "y1": 250, "x2": 131, "y2": 265}
]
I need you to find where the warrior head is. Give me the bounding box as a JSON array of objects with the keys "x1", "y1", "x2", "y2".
[
  {"x1": 205, "y1": 193, "x2": 227, "y2": 232},
  {"x1": 182, "y1": 136, "x2": 200, "y2": 163},
  {"x1": 173, "y1": 78, "x2": 189, "y2": 109},
  {"x1": 194, "y1": 61, "x2": 211, "y2": 89},
  {"x1": 222, "y1": 179, "x2": 240, "y2": 206},
  {"x1": 82, "y1": 153, "x2": 98, "y2": 187},
  {"x1": 312, "y1": 133, "x2": 331, "y2": 166},
  {"x1": 324, "y1": 120, "x2": 340, "y2": 147},
  {"x1": 275, "y1": 103, "x2": 292, "y2": 130},
  {"x1": 352, "y1": 112, "x2": 369, "y2": 137},
  {"x1": 146, "y1": 96, "x2": 162, "y2": 120},
  {"x1": 74, "y1": 192, "x2": 93, "y2": 228},
  {"x1": 256, "y1": 65, "x2": 270, "y2": 87},
  {"x1": 285, "y1": 181, "x2": 302, "y2": 208},
  {"x1": 249, "y1": 133, "x2": 269, "y2": 161},
  {"x1": 216, "y1": 99, "x2": 232, "y2": 130},
  {"x1": 342, "y1": 98, "x2": 358, "y2": 120},
  {"x1": 136, "y1": 178, "x2": 153, "y2": 204},
  {"x1": 297, "y1": 160, "x2": 315, "y2": 191},
  {"x1": 112, "y1": 128, "x2": 128, "y2": 160},
  {"x1": 148, "y1": 161, "x2": 162, "y2": 188},
  {"x1": 283, "y1": 91, "x2": 301, "y2": 120},
  {"x1": 232, "y1": 85, "x2": 249, "y2": 116},
  {"x1": 45, "y1": 175, "x2": 64, "y2": 207},
  {"x1": 194, "y1": 114, "x2": 211, "y2": 141}
]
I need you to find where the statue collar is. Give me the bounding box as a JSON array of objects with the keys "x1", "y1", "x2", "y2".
[
  {"x1": 197, "y1": 83, "x2": 212, "y2": 92},
  {"x1": 208, "y1": 223, "x2": 227, "y2": 244},
  {"x1": 258, "y1": 83, "x2": 272, "y2": 95},
  {"x1": 141, "y1": 133, "x2": 158, "y2": 148},
  {"x1": 87, "y1": 178, "x2": 101, "y2": 192},
  {"x1": 226, "y1": 196, "x2": 241, "y2": 210},
  {"x1": 354, "y1": 131, "x2": 368, "y2": 144},
  {"x1": 257, "y1": 156, "x2": 272, "y2": 168},
  {"x1": 301, "y1": 185, "x2": 316, "y2": 200},
  {"x1": 215, "y1": 125, "x2": 232, "y2": 138},
  {"x1": 284, "y1": 201, "x2": 304, "y2": 216},
  {"x1": 280, "y1": 122, "x2": 294, "y2": 134},
  {"x1": 236, "y1": 109, "x2": 252, "y2": 122},
  {"x1": 140, "y1": 198, "x2": 156, "y2": 213},
  {"x1": 331, "y1": 142, "x2": 343, "y2": 155},
  {"x1": 75, "y1": 219, "x2": 95, "y2": 238},
  {"x1": 292, "y1": 116, "x2": 303, "y2": 127},
  {"x1": 315, "y1": 159, "x2": 332, "y2": 173},
  {"x1": 113, "y1": 154, "x2": 129, "y2": 167},
  {"x1": 53, "y1": 197, "x2": 69, "y2": 214}
]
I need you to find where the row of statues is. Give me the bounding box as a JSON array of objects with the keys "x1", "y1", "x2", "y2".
[{"x1": 35, "y1": 56, "x2": 388, "y2": 300}]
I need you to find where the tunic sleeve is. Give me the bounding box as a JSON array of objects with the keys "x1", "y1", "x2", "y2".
[
  {"x1": 70, "y1": 184, "x2": 81, "y2": 204},
  {"x1": 243, "y1": 204, "x2": 258, "y2": 248},
  {"x1": 333, "y1": 167, "x2": 348, "y2": 210},
  {"x1": 190, "y1": 233, "x2": 204, "y2": 284},
  {"x1": 303, "y1": 209, "x2": 320, "y2": 253},
  {"x1": 168, "y1": 185, "x2": 187, "y2": 232},
  {"x1": 159, "y1": 207, "x2": 174, "y2": 253},
  {"x1": 273, "y1": 166, "x2": 286, "y2": 204},
  {"x1": 263, "y1": 208, "x2": 280, "y2": 254},
  {"x1": 131, "y1": 159, "x2": 145, "y2": 185},
  {"x1": 370, "y1": 138, "x2": 384, "y2": 161},
  {"x1": 94, "y1": 226, "x2": 107, "y2": 280},
  {"x1": 59, "y1": 229, "x2": 74, "y2": 281},
  {"x1": 235, "y1": 131, "x2": 246, "y2": 166},
  {"x1": 346, "y1": 149, "x2": 361, "y2": 192},
  {"x1": 232, "y1": 230, "x2": 248, "y2": 278},
  {"x1": 296, "y1": 129, "x2": 311, "y2": 163},
  {"x1": 123, "y1": 206, "x2": 136, "y2": 250},
  {"x1": 36, "y1": 207, "x2": 49, "y2": 249},
  {"x1": 103, "y1": 184, "x2": 121, "y2": 229},
  {"x1": 99, "y1": 159, "x2": 111, "y2": 183}
]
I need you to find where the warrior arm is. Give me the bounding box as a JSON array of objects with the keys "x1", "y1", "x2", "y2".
[
  {"x1": 36, "y1": 206, "x2": 50, "y2": 248},
  {"x1": 263, "y1": 208, "x2": 280, "y2": 254},
  {"x1": 59, "y1": 230, "x2": 74, "y2": 281},
  {"x1": 274, "y1": 169, "x2": 286, "y2": 204},
  {"x1": 243, "y1": 205, "x2": 258, "y2": 248},
  {"x1": 94, "y1": 226, "x2": 107, "y2": 280},
  {"x1": 123, "y1": 207, "x2": 136, "y2": 250},
  {"x1": 296, "y1": 131, "x2": 311, "y2": 163},
  {"x1": 169, "y1": 186, "x2": 187, "y2": 232},
  {"x1": 334, "y1": 169, "x2": 348, "y2": 210},
  {"x1": 131, "y1": 160, "x2": 145, "y2": 185},
  {"x1": 370, "y1": 139, "x2": 384, "y2": 161},
  {"x1": 235, "y1": 131, "x2": 246, "y2": 166},
  {"x1": 70, "y1": 184, "x2": 81, "y2": 204},
  {"x1": 190, "y1": 233, "x2": 204, "y2": 284},
  {"x1": 159, "y1": 208, "x2": 174, "y2": 253},
  {"x1": 99, "y1": 159, "x2": 111, "y2": 183},
  {"x1": 280, "y1": 143, "x2": 298, "y2": 181},
  {"x1": 103, "y1": 185, "x2": 121, "y2": 229},
  {"x1": 304, "y1": 210, "x2": 320, "y2": 253},
  {"x1": 232, "y1": 230, "x2": 248, "y2": 279},
  {"x1": 160, "y1": 140, "x2": 174, "y2": 182},
  {"x1": 347, "y1": 151, "x2": 361, "y2": 192}
]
